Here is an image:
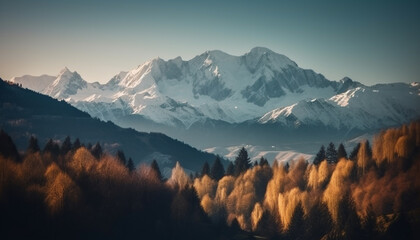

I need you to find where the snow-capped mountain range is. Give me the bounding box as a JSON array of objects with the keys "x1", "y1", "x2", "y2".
[{"x1": 11, "y1": 47, "x2": 420, "y2": 150}]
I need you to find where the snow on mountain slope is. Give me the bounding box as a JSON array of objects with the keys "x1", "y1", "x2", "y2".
[
  {"x1": 11, "y1": 74, "x2": 56, "y2": 92},
  {"x1": 259, "y1": 99, "x2": 346, "y2": 128},
  {"x1": 43, "y1": 67, "x2": 89, "y2": 99},
  {"x1": 10, "y1": 47, "x2": 418, "y2": 134},
  {"x1": 259, "y1": 83, "x2": 420, "y2": 130},
  {"x1": 12, "y1": 47, "x2": 352, "y2": 128},
  {"x1": 204, "y1": 145, "x2": 313, "y2": 165}
]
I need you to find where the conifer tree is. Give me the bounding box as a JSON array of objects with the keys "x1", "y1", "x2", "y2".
[
  {"x1": 287, "y1": 202, "x2": 305, "y2": 240},
  {"x1": 365, "y1": 140, "x2": 372, "y2": 159},
  {"x1": 201, "y1": 161, "x2": 210, "y2": 177},
  {"x1": 0, "y1": 129, "x2": 20, "y2": 162},
  {"x1": 151, "y1": 159, "x2": 163, "y2": 181},
  {"x1": 61, "y1": 136, "x2": 72, "y2": 155},
  {"x1": 27, "y1": 135, "x2": 40, "y2": 154},
  {"x1": 91, "y1": 142, "x2": 103, "y2": 159},
  {"x1": 226, "y1": 162, "x2": 234, "y2": 176},
  {"x1": 43, "y1": 139, "x2": 60, "y2": 157},
  {"x1": 127, "y1": 157, "x2": 135, "y2": 172},
  {"x1": 259, "y1": 156, "x2": 269, "y2": 167},
  {"x1": 337, "y1": 143, "x2": 348, "y2": 160},
  {"x1": 313, "y1": 145, "x2": 326, "y2": 165},
  {"x1": 349, "y1": 143, "x2": 361, "y2": 161},
  {"x1": 234, "y1": 147, "x2": 251, "y2": 176},
  {"x1": 326, "y1": 142, "x2": 338, "y2": 164},
  {"x1": 116, "y1": 150, "x2": 126, "y2": 165},
  {"x1": 255, "y1": 210, "x2": 281, "y2": 238},
  {"x1": 305, "y1": 201, "x2": 332, "y2": 239},
  {"x1": 72, "y1": 138, "x2": 81, "y2": 151},
  {"x1": 336, "y1": 193, "x2": 362, "y2": 239},
  {"x1": 210, "y1": 156, "x2": 225, "y2": 180}
]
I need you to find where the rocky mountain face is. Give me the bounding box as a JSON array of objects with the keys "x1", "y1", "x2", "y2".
[{"x1": 11, "y1": 47, "x2": 420, "y2": 150}]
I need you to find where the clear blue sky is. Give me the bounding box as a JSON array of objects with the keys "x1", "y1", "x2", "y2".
[{"x1": 1, "y1": 0, "x2": 419, "y2": 85}]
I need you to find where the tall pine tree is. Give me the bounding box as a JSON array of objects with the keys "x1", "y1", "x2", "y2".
[
  {"x1": 336, "y1": 193, "x2": 362, "y2": 239},
  {"x1": 43, "y1": 139, "x2": 60, "y2": 157},
  {"x1": 337, "y1": 143, "x2": 348, "y2": 160},
  {"x1": 0, "y1": 130, "x2": 20, "y2": 162},
  {"x1": 226, "y1": 162, "x2": 234, "y2": 176},
  {"x1": 349, "y1": 143, "x2": 361, "y2": 161},
  {"x1": 259, "y1": 156, "x2": 269, "y2": 167},
  {"x1": 201, "y1": 161, "x2": 210, "y2": 177},
  {"x1": 127, "y1": 157, "x2": 135, "y2": 172},
  {"x1": 116, "y1": 150, "x2": 126, "y2": 165},
  {"x1": 91, "y1": 142, "x2": 103, "y2": 159},
  {"x1": 313, "y1": 145, "x2": 326, "y2": 165},
  {"x1": 27, "y1": 135, "x2": 40, "y2": 154},
  {"x1": 305, "y1": 201, "x2": 332, "y2": 239},
  {"x1": 287, "y1": 202, "x2": 305, "y2": 240},
  {"x1": 210, "y1": 156, "x2": 225, "y2": 180},
  {"x1": 61, "y1": 136, "x2": 72, "y2": 155},
  {"x1": 234, "y1": 147, "x2": 251, "y2": 176},
  {"x1": 326, "y1": 142, "x2": 338, "y2": 164},
  {"x1": 72, "y1": 138, "x2": 81, "y2": 151},
  {"x1": 151, "y1": 159, "x2": 163, "y2": 181}
]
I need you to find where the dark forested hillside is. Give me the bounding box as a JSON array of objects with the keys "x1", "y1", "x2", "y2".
[
  {"x1": 1, "y1": 116, "x2": 419, "y2": 239},
  {"x1": 0, "y1": 79, "x2": 222, "y2": 173},
  {"x1": 0, "y1": 132, "x2": 229, "y2": 239}
]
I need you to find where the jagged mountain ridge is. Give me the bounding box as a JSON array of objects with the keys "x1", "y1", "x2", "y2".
[
  {"x1": 10, "y1": 47, "x2": 420, "y2": 149},
  {"x1": 259, "y1": 83, "x2": 420, "y2": 130},
  {"x1": 12, "y1": 47, "x2": 363, "y2": 127}
]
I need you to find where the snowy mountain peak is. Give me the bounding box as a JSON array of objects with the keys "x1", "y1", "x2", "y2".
[
  {"x1": 10, "y1": 47, "x2": 420, "y2": 135},
  {"x1": 105, "y1": 71, "x2": 128, "y2": 88},
  {"x1": 259, "y1": 82, "x2": 420, "y2": 130},
  {"x1": 340, "y1": 77, "x2": 352, "y2": 83},
  {"x1": 247, "y1": 47, "x2": 278, "y2": 61},
  {"x1": 150, "y1": 57, "x2": 164, "y2": 64},
  {"x1": 249, "y1": 46, "x2": 273, "y2": 54},
  {"x1": 58, "y1": 67, "x2": 72, "y2": 75},
  {"x1": 245, "y1": 47, "x2": 297, "y2": 71},
  {"x1": 44, "y1": 68, "x2": 87, "y2": 99},
  {"x1": 55, "y1": 68, "x2": 82, "y2": 83},
  {"x1": 204, "y1": 49, "x2": 233, "y2": 60},
  {"x1": 9, "y1": 48, "x2": 352, "y2": 126},
  {"x1": 336, "y1": 77, "x2": 362, "y2": 93}
]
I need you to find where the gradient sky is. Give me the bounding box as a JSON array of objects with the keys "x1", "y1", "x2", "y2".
[{"x1": 1, "y1": 0, "x2": 419, "y2": 85}]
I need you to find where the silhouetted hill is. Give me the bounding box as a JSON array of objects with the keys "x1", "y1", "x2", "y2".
[{"x1": 0, "y1": 79, "x2": 223, "y2": 173}]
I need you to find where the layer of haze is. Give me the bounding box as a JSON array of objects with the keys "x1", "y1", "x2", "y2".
[{"x1": 1, "y1": 0, "x2": 419, "y2": 85}]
